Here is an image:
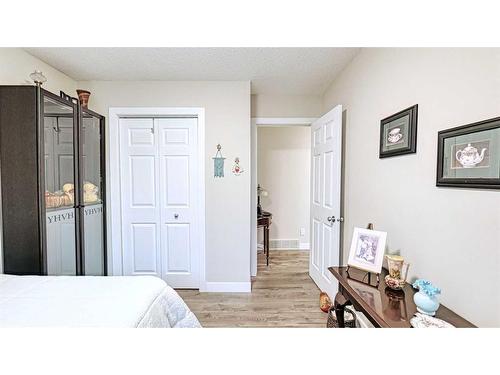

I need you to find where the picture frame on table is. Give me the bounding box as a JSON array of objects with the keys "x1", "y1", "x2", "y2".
[
  {"x1": 437, "y1": 116, "x2": 500, "y2": 189},
  {"x1": 347, "y1": 227, "x2": 387, "y2": 274},
  {"x1": 379, "y1": 104, "x2": 418, "y2": 158}
]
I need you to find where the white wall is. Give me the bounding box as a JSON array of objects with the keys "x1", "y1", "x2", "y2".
[
  {"x1": 257, "y1": 126, "x2": 311, "y2": 248},
  {"x1": 0, "y1": 48, "x2": 77, "y2": 94},
  {"x1": 77, "y1": 80, "x2": 251, "y2": 285},
  {"x1": 323, "y1": 48, "x2": 500, "y2": 327},
  {"x1": 251, "y1": 94, "x2": 322, "y2": 118},
  {"x1": 0, "y1": 48, "x2": 77, "y2": 274}
]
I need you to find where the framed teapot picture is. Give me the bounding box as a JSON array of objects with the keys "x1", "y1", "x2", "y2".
[
  {"x1": 437, "y1": 116, "x2": 500, "y2": 189},
  {"x1": 379, "y1": 104, "x2": 418, "y2": 158}
]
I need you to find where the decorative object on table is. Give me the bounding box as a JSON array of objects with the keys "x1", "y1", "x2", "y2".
[
  {"x1": 379, "y1": 104, "x2": 418, "y2": 158},
  {"x1": 347, "y1": 227, "x2": 387, "y2": 275},
  {"x1": 256, "y1": 184, "x2": 268, "y2": 216},
  {"x1": 384, "y1": 287, "x2": 408, "y2": 322},
  {"x1": 412, "y1": 279, "x2": 441, "y2": 316},
  {"x1": 437, "y1": 116, "x2": 500, "y2": 189},
  {"x1": 384, "y1": 255, "x2": 410, "y2": 290},
  {"x1": 326, "y1": 305, "x2": 357, "y2": 328},
  {"x1": 232, "y1": 157, "x2": 244, "y2": 176},
  {"x1": 410, "y1": 312, "x2": 455, "y2": 328},
  {"x1": 76, "y1": 89, "x2": 91, "y2": 108},
  {"x1": 319, "y1": 292, "x2": 332, "y2": 313},
  {"x1": 29, "y1": 70, "x2": 47, "y2": 86},
  {"x1": 212, "y1": 144, "x2": 225, "y2": 178}
]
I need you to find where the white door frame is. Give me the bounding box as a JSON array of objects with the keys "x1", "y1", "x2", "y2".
[
  {"x1": 108, "y1": 107, "x2": 206, "y2": 290},
  {"x1": 251, "y1": 117, "x2": 317, "y2": 276}
]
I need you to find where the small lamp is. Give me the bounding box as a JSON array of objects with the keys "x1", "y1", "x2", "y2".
[{"x1": 257, "y1": 184, "x2": 268, "y2": 216}]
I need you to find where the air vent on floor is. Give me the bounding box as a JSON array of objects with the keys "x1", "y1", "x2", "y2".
[{"x1": 269, "y1": 239, "x2": 300, "y2": 250}]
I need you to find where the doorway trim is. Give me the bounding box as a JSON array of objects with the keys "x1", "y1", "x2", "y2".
[
  {"x1": 251, "y1": 117, "x2": 317, "y2": 276},
  {"x1": 108, "y1": 107, "x2": 206, "y2": 290}
]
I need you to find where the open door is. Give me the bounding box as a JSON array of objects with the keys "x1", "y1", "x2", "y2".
[{"x1": 309, "y1": 105, "x2": 342, "y2": 300}]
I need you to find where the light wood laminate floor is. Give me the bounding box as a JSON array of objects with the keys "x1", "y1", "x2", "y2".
[{"x1": 177, "y1": 250, "x2": 327, "y2": 327}]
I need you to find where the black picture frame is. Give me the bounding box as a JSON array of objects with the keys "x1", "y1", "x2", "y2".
[
  {"x1": 379, "y1": 104, "x2": 418, "y2": 158},
  {"x1": 437, "y1": 116, "x2": 500, "y2": 189}
]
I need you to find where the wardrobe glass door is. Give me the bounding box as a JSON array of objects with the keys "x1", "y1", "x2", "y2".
[
  {"x1": 43, "y1": 94, "x2": 78, "y2": 275},
  {"x1": 81, "y1": 111, "x2": 105, "y2": 275}
]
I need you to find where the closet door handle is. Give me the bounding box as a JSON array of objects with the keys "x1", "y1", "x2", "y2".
[{"x1": 174, "y1": 213, "x2": 179, "y2": 219}]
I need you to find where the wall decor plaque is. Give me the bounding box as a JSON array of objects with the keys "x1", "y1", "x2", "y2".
[
  {"x1": 213, "y1": 144, "x2": 225, "y2": 178},
  {"x1": 437, "y1": 116, "x2": 500, "y2": 189},
  {"x1": 379, "y1": 104, "x2": 418, "y2": 158}
]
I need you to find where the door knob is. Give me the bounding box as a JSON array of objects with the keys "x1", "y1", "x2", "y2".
[
  {"x1": 337, "y1": 217, "x2": 344, "y2": 222},
  {"x1": 174, "y1": 213, "x2": 179, "y2": 219},
  {"x1": 327, "y1": 216, "x2": 335, "y2": 223}
]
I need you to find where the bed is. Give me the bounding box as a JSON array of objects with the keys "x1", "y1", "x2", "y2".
[{"x1": 0, "y1": 274, "x2": 201, "y2": 328}]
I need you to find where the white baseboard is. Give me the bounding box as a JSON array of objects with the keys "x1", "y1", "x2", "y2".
[
  {"x1": 269, "y1": 248, "x2": 308, "y2": 251},
  {"x1": 299, "y1": 242, "x2": 310, "y2": 250},
  {"x1": 202, "y1": 282, "x2": 251, "y2": 293}
]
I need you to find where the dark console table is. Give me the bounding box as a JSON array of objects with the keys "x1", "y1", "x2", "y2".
[
  {"x1": 257, "y1": 211, "x2": 272, "y2": 266},
  {"x1": 329, "y1": 266, "x2": 475, "y2": 328}
]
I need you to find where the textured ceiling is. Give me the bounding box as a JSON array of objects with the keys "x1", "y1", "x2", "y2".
[{"x1": 24, "y1": 48, "x2": 360, "y2": 95}]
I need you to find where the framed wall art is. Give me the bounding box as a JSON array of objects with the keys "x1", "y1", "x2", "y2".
[
  {"x1": 437, "y1": 116, "x2": 500, "y2": 189},
  {"x1": 379, "y1": 104, "x2": 418, "y2": 158},
  {"x1": 347, "y1": 227, "x2": 387, "y2": 274}
]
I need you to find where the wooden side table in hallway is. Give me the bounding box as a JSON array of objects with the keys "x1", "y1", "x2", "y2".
[{"x1": 257, "y1": 211, "x2": 272, "y2": 266}]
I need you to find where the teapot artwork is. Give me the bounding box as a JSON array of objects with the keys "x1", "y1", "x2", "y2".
[{"x1": 455, "y1": 143, "x2": 487, "y2": 168}]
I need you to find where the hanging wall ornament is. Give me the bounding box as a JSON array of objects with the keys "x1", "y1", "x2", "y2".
[
  {"x1": 213, "y1": 144, "x2": 225, "y2": 178},
  {"x1": 232, "y1": 157, "x2": 244, "y2": 176}
]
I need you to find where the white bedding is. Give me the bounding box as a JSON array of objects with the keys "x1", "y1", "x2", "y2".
[{"x1": 0, "y1": 274, "x2": 201, "y2": 328}]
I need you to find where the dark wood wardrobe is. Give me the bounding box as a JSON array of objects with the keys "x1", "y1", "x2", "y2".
[{"x1": 0, "y1": 85, "x2": 107, "y2": 275}]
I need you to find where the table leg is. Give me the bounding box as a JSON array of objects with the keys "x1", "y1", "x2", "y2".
[
  {"x1": 334, "y1": 292, "x2": 349, "y2": 328},
  {"x1": 265, "y1": 225, "x2": 269, "y2": 266}
]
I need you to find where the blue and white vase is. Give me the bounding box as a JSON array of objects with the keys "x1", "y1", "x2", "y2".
[{"x1": 412, "y1": 279, "x2": 441, "y2": 316}]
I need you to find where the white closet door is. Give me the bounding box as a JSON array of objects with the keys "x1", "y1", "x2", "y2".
[
  {"x1": 119, "y1": 117, "x2": 199, "y2": 288},
  {"x1": 157, "y1": 118, "x2": 199, "y2": 288},
  {"x1": 120, "y1": 118, "x2": 162, "y2": 277}
]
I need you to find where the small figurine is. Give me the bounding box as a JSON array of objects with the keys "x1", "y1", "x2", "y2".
[{"x1": 232, "y1": 157, "x2": 244, "y2": 176}]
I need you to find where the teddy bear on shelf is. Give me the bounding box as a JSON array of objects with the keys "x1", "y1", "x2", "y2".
[
  {"x1": 83, "y1": 181, "x2": 99, "y2": 203},
  {"x1": 62, "y1": 183, "x2": 75, "y2": 206}
]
